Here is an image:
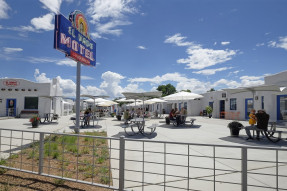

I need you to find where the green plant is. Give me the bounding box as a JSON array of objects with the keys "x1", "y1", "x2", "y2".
[
  {"x1": 228, "y1": 121, "x2": 243, "y2": 137},
  {"x1": 205, "y1": 106, "x2": 213, "y2": 115},
  {"x1": 0, "y1": 159, "x2": 7, "y2": 174},
  {"x1": 29, "y1": 115, "x2": 40, "y2": 123},
  {"x1": 227, "y1": 121, "x2": 243, "y2": 129}
]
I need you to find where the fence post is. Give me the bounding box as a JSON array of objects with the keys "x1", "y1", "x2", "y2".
[
  {"x1": 241, "y1": 147, "x2": 247, "y2": 191},
  {"x1": 119, "y1": 136, "x2": 125, "y2": 191},
  {"x1": 38, "y1": 132, "x2": 44, "y2": 175}
]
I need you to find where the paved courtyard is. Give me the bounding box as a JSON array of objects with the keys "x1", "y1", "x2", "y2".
[{"x1": 0, "y1": 115, "x2": 286, "y2": 190}]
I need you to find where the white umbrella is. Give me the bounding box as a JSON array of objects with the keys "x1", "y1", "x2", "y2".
[
  {"x1": 163, "y1": 91, "x2": 203, "y2": 101},
  {"x1": 98, "y1": 100, "x2": 118, "y2": 107}
]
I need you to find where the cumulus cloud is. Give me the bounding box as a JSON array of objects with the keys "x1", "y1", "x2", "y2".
[
  {"x1": 192, "y1": 67, "x2": 233, "y2": 75},
  {"x1": 137, "y1": 46, "x2": 146, "y2": 50},
  {"x1": 28, "y1": 57, "x2": 77, "y2": 67},
  {"x1": 268, "y1": 36, "x2": 287, "y2": 51},
  {"x1": 3, "y1": 47, "x2": 23, "y2": 54},
  {"x1": 31, "y1": 13, "x2": 54, "y2": 31},
  {"x1": 39, "y1": 0, "x2": 62, "y2": 14},
  {"x1": 165, "y1": 33, "x2": 237, "y2": 70},
  {"x1": 221, "y1": 41, "x2": 230, "y2": 46},
  {"x1": 87, "y1": 0, "x2": 137, "y2": 36},
  {"x1": 178, "y1": 47, "x2": 236, "y2": 70},
  {"x1": 0, "y1": 0, "x2": 10, "y2": 19}
]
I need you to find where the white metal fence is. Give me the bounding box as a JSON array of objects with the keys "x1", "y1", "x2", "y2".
[{"x1": 0, "y1": 128, "x2": 286, "y2": 191}]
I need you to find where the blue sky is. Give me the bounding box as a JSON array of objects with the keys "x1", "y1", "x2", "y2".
[{"x1": 0, "y1": 0, "x2": 286, "y2": 98}]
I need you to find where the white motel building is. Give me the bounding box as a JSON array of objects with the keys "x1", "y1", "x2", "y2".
[
  {"x1": 162, "y1": 70, "x2": 287, "y2": 122},
  {"x1": 1, "y1": 70, "x2": 286, "y2": 122},
  {"x1": 0, "y1": 78, "x2": 72, "y2": 118}
]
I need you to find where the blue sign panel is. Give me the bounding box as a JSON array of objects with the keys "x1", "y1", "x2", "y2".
[{"x1": 54, "y1": 13, "x2": 96, "y2": 66}]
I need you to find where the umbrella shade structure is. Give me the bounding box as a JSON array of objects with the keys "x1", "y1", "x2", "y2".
[
  {"x1": 163, "y1": 91, "x2": 203, "y2": 101},
  {"x1": 115, "y1": 98, "x2": 135, "y2": 103},
  {"x1": 222, "y1": 84, "x2": 281, "y2": 96},
  {"x1": 147, "y1": 98, "x2": 167, "y2": 103},
  {"x1": 222, "y1": 85, "x2": 281, "y2": 103},
  {"x1": 122, "y1": 91, "x2": 162, "y2": 101},
  {"x1": 98, "y1": 100, "x2": 118, "y2": 107}
]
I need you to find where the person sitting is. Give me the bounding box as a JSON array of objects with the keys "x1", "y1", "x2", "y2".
[
  {"x1": 169, "y1": 109, "x2": 176, "y2": 120},
  {"x1": 83, "y1": 108, "x2": 92, "y2": 126},
  {"x1": 124, "y1": 109, "x2": 131, "y2": 124},
  {"x1": 180, "y1": 107, "x2": 187, "y2": 124},
  {"x1": 255, "y1": 109, "x2": 270, "y2": 140}
]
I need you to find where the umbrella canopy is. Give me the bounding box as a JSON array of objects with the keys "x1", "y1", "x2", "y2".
[
  {"x1": 98, "y1": 100, "x2": 118, "y2": 107},
  {"x1": 163, "y1": 91, "x2": 203, "y2": 101},
  {"x1": 222, "y1": 84, "x2": 281, "y2": 95},
  {"x1": 148, "y1": 98, "x2": 167, "y2": 103},
  {"x1": 122, "y1": 91, "x2": 162, "y2": 101},
  {"x1": 84, "y1": 98, "x2": 110, "y2": 103},
  {"x1": 116, "y1": 98, "x2": 137, "y2": 103}
]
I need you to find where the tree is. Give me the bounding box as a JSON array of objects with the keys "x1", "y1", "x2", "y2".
[
  {"x1": 208, "y1": 88, "x2": 215, "y2": 92},
  {"x1": 157, "y1": 83, "x2": 176, "y2": 97},
  {"x1": 181, "y1": 89, "x2": 191, "y2": 92}
]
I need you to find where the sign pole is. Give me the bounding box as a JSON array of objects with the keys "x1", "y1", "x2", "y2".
[{"x1": 75, "y1": 61, "x2": 81, "y2": 133}]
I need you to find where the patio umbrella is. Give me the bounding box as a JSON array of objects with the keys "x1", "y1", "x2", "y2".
[
  {"x1": 163, "y1": 91, "x2": 203, "y2": 101},
  {"x1": 98, "y1": 100, "x2": 118, "y2": 107}
]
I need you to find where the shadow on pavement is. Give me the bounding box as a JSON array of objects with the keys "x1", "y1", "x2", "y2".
[
  {"x1": 111, "y1": 131, "x2": 157, "y2": 139},
  {"x1": 220, "y1": 136, "x2": 287, "y2": 147},
  {"x1": 158, "y1": 124, "x2": 201, "y2": 129}
]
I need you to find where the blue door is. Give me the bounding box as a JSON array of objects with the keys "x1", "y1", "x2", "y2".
[
  {"x1": 219, "y1": 100, "x2": 225, "y2": 118},
  {"x1": 245, "y1": 98, "x2": 253, "y2": 120},
  {"x1": 6, "y1": 99, "x2": 16, "y2": 116}
]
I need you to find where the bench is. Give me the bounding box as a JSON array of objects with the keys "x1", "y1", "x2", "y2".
[
  {"x1": 190, "y1": 118, "x2": 196, "y2": 126},
  {"x1": 145, "y1": 123, "x2": 158, "y2": 135},
  {"x1": 245, "y1": 122, "x2": 287, "y2": 143}
]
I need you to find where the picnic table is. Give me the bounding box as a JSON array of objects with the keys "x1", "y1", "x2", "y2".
[
  {"x1": 122, "y1": 118, "x2": 157, "y2": 136},
  {"x1": 41, "y1": 113, "x2": 59, "y2": 123}
]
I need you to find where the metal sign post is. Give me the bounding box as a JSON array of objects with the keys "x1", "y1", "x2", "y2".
[{"x1": 75, "y1": 62, "x2": 81, "y2": 133}]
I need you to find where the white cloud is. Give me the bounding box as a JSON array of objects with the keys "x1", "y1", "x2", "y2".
[
  {"x1": 268, "y1": 36, "x2": 287, "y2": 51},
  {"x1": 192, "y1": 67, "x2": 233, "y2": 75},
  {"x1": 31, "y1": 13, "x2": 54, "y2": 31},
  {"x1": 56, "y1": 59, "x2": 77, "y2": 67},
  {"x1": 221, "y1": 41, "x2": 230, "y2": 46},
  {"x1": 100, "y1": 71, "x2": 125, "y2": 97},
  {"x1": 137, "y1": 46, "x2": 146, "y2": 50},
  {"x1": 80, "y1": 76, "x2": 94, "y2": 80},
  {"x1": 0, "y1": 0, "x2": 10, "y2": 19},
  {"x1": 256, "y1": 42, "x2": 264, "y2": 47},
  {"x1": 164, "y1": 33, "x2": 195, "y2": 47},
  {"x1": 87, "y1": 0, "x2": 137, "y2": 36},
  {"x1": 3, "y1": 47, "x2": 23, "y2": 54},
  {"x1": 178, "y1": 47, "x2": 236, "y2": 70},
  {"x1": 165, "y1": 33, "x2": 237, "y2": 70},
  {"x1": 34, "y1": 69, "x2": 51, "y2": 83},
  {"x1": 96, "y1": 20, "x2": 131, "y2": 36},
  {"x1": 27, "y1": 57, "x2": 78, "y2": 67},
  {"x1": 39, "y1": 0, "x2": 62, "y2": 14}
]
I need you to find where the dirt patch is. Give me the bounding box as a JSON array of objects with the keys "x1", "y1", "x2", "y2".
[{"x1": 0, "y1": 131, "x2": 113, "y2": 191}]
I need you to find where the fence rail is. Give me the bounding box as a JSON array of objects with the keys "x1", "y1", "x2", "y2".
[{"x1": 0, "y1": 128, "x2": 286, "y2": 191}]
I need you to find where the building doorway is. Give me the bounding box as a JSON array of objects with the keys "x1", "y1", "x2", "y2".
[
  {"x1": 245, "y1": 98, "x2": 254, "y2": 120},
  {"x1": 277, "y1": 95, "x2": 287, "y2": 121},
  {"x1": 219, "y1": 100, "x2": 225, "y2": 118},
  {"x1": 6, "y1": 99, "x2": 16, "y2": 116}
]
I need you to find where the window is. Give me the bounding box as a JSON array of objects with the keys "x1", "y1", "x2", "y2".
[
  {"x1": 262, "y1": 96, "x2": 264, "y2": 109},
  {"x1": 222, "y1": 93, "x2": 226, "y2": 98},
  {"x1": 230, "y1": 98, "x2": 237, "y2": 110},
  {"x1": 24, "y1": 97, "x2": 38, "y2": 109}
]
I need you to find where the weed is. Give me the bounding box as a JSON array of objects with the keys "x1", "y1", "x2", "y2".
[
  {"x1": 54, "y1": 178, "x2": 65, "y2": 185},
  {"x1": 0, "y1": 159, "x2": 7, "y2": 174},
  {"x1": 8, "y1": 154, "x2": 19, "y2": 160}
]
